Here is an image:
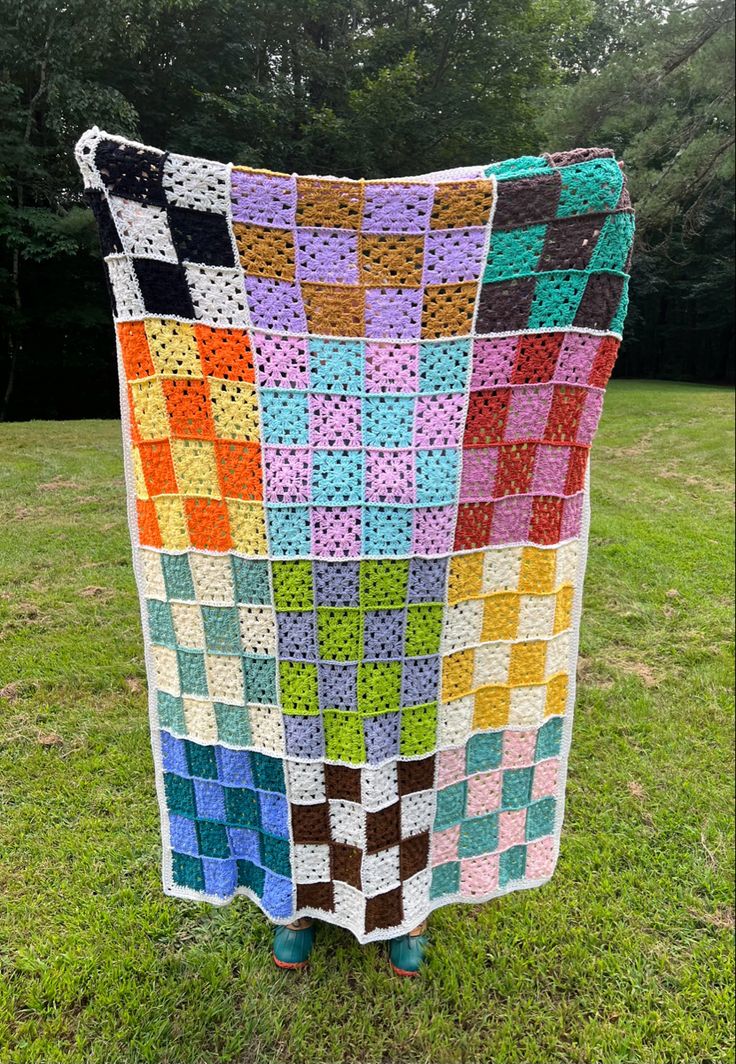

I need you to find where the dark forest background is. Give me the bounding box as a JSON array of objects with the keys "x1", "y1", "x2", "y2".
[{"x1": 0, "y1": 0, "x2": 734, "y2": 420}]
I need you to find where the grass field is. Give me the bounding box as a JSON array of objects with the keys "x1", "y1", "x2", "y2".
[{"x1": 0, "y1": 380, "x2": 733, "y2": 1064}]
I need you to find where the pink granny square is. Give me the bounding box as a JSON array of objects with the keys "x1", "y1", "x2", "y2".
[
  {"x1": 532, "y1": 445, "x2": 571, "y2": 495},
  {"x1": 505, "y1": 384, "x2": 554, "y2": 441},
  {"x1": 531, "y1": 757, "x2": 560, "y2": 800},
  {"x1": 414, "y1": 393, "x2": 465, "y2": 448},
  {"x1": 310, "y1": 506, "x2": 362, "y2": 558},
  {"x1": 525, "y1": 835, "x2": 556, "y2": 879},
  {"x1": 364, "y1": 342, "x2": 419, "y2": 393},
  {"x1": 577, "y1": 389, "x2": 604, "y2": 445},
  {"x1": 437, "y1": 747, "x2": 466, "y2": 788},
  {"x1": 489, "y1": 495, "x2": 532, "y2": 545},
  {"x1": 459, "y1": 447, "x2": 498, "y2": 502},
  {"x1": 502, "y1": 729, "x2": 538, "y2": 768},
  {"x1": 460, "y1": 852, "x2": 499, "y2": 895},
  {"x1": 263, "y1": 446, "x2": 311, "y2": 503},
  {"x1": 470, "y1": 337, "x2": 517, "y2": 389},
  {"x1": 556, "y1": 332, "x2": 600, "y2": 384},
  {"x1": 412, "y1": 506, "x2": 455, "y2": 554},
  {"x1": 466, "y1": 770, "x2": 502, "y2": 817},
  {"x1": 560, "y1": 493, "x2": 584, "y2": 539},
  {"x1": 498, "y1": 809, "x2": 527, "y2": 849},
  {"x1": 309, "y1": 394, "x2": 362, "y2": 447},
  {"x1": 432, "y1": 825, "x2": 460, "y2": 865},
  {"x1": 365, "y1": 449, "x2": 415, "y2": 504},
  {"x1": 253, "y1": 332, "x2": 309, "y2": 389}
]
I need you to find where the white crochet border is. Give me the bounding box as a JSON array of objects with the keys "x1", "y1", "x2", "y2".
[{"x1": 87, "y1": 130, "x2": 601, "y2": 942}]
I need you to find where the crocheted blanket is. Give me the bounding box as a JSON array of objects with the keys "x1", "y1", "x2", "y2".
[{"x1": 76, "y1": 129, "x2": 634, "y2": 942}]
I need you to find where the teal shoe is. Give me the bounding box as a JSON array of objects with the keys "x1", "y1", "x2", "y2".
[
  {"x1": 389, "y1": 928, "x2": 428, "y2": 977},
  {"x1": 272, "y1": 920, "x2": 315, "y2": 970}
]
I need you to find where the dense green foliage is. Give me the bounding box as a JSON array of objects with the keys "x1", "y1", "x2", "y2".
[
  {"x1": 0, "y1": 0, "x2": 733, "y2": 419},
  {"x1": 1, "y1": 382, "x2": 733, "y2": 1061}
]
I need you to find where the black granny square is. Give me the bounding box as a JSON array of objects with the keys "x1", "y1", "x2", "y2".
[
  {"x1": 133, "y1": 258, "x2": 194, "y2": 317},
  {"x1": 167, "y1": 206, "x2": 236, "y2": 267}
]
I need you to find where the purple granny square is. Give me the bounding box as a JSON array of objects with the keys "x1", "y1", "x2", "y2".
[
  {"x1": 408, "y1": 556, "x2": 448, "y2": 602},
  {"x1": 505, "y1": 384, "x2": 554, "y2": 441},
  {"x1": 364, "y1": 342, "x2": 419, "y2": 393},
  {"x1": 318, "y1": 662, "x2": 358, "y2": 709},
  {"x1": 277, "y1": 610, "x2": 318, "y2": 660},
  {"x1": 297, "y1": 227, "x2": 359, "y2": 284},
  {"x1": 264, "y1": 446, "x2": 312, "y2": 504},
  {"x1": 424, "y1": 228, "x2": 487, "y2": 285},
  {"x1": 245, "y1": 277, "x2": 306, "y2": 332},
  {"x1": 253, "y1": 331, "x2": 309, "y2": 389},
  {"x1": 284, "y1": 714, "x2": 325, "y2": 760},
  {"x1": 231, "y1": 171, "x2": 296, "y2": 228},
  {"x1": 363, "y1": 711, "x2": 401, "y2": 763},
  {"x1": 401, "y1": 656, "x2": 440, "y2": 707},
  {"x1": 489, "y1": 496, "x2": 533, "y2": 545},
  {"x1": 412, "y1": 506, "x2": 455, "y2": 554},
  {"x1": 363, "y1": 609, "x2": 406, "y2": 660},
  {"x1": 313, "y1": 560, "x2": 360, "y2": 606},
  {"x1": 309, "y1": 394, "x2": 362, "y2": 448},
  {"x1": 362, "y1": 183, "x2": 434, "y2": 234},
  {"x1": 459, "y1": 447, "x2": 498, "y2": 502},
  {"x1": 470, "y1": 337, "x2": 517, "y2": 389},
  {"x1": 365, "y1": 288, "x2": 423, "y2": 340},
  {"x1": 532, "y1": 445, "x2": 570, "y2": 495},
  {"x1": 311, "y1": 506, "x2": 362, "y2": 558}
]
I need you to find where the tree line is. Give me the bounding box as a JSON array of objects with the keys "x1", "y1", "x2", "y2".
[{"x1": 0, "y1": 0, "x2": 733, "y2": 420}]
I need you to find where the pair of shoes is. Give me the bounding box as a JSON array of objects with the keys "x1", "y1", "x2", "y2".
[
  {"x1": 272, "y1": 921, "x2": 316, "y2": 969},
  {"x1": 389, "y1": 929, "x2": 429, "y2": 977}
]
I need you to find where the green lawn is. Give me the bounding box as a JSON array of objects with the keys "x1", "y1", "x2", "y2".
[{"x1": 0, "y1": 381, "x2": 733, "y2": 1064}]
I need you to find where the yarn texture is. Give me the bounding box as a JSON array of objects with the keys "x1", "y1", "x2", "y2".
[{"x1": 76, "y1": 129, "x2": 634, "y2": 942}]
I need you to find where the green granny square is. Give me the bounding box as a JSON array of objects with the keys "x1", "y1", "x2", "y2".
[
  {"x1": 317, "y1": 607, "x2": 362, "y2": 661},
  {"x1": 466, "y1": 731, "x2": 503, "y2": 775},
  {"x1": 360, "y1": 559, "x2": 409, "y2": 609},
  {"x1": 323, "y1": 710, "x2": 366, "y2": 763},
  {"x1": 271, "y1": 560, "x2": 313, "y2": 611},
  {"x1": 399, "y1": 703, "x2": 437, "y2": 757},
  {"x1": 201, "y1": 605, "x2": 241, "y2": 654},
  {"x1": 526, "y1": 797, "x2": 556, "y2": 840},
  {"x1": 196, "y1": 820, "x2": 229, "y2": 859},
  {"x1": 185, "y1": 739, "x2": 218, "y2": 779},
  {"x1": 279, "y1": 661, "x2": 319, "y2": 714},
  {"x1": 164, "y1": 773, "x2": 196, "y2": 818},
  {"x1": 358, "y1": 661, "x2": 402, "y2": 714},
  {"x1": 404, "y1": 603, "x2": 443, "y2": 656},
  {"x1": 237, "y1": 858, "x2": 266, "y2": 895},
  {"x1": 484, "y1": 225, "x2": 546, "y2": 283},
  {"x1": 147, "y1": 599, "x2": 176, "y2": 647}
]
